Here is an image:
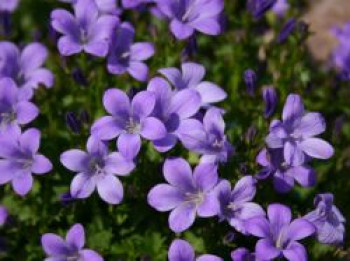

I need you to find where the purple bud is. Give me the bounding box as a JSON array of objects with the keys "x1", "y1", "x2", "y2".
[
  {"x1": 181, "y1": 35, "x2": 198, "y2": 62},
  {"x1": 0, "y1": 206, "x2": 8, "y2": 226},
  {"x1": 72, "y1": 67, "x2": 88, "y2": 87},
  {"x1": 223, "y1": 232, "x2": 236, "y2": 244},
  {"x1": 277, "y1": 18, "x2": 297, "y2": 44},
  {"x1": 65, "y1": 112, "x2": 81, "y2": 134},
  {"x1": 245, "y1": 125, "x2": 257, "y2": 143},
  {"x1": 244, "y1": 69, "x2": 257, "y2": 96},
  {"x1": 333, "y1": 115, "x2": 346, "y2": 140},
  {"x1": 80, "y1": 110, "x2": 91, "y2": 125},
  {"x1": 60, "y1": 192, "x2": 76, "y2": 206},
  {"x1": 262, "y1": 86, "x2": 277, "y2": 118},
  {"x1": 247, "y1": 0, "x2": 277, "y2": 19}
]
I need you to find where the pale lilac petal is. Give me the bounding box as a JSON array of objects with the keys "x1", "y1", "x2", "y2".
[
  {"x1": 127, "y1": 62, "x2": 149, "y2": 82},
  {"x1": 57, "y1": 36, "x2": 83, "y2": 56},
  {"x1": 140, "y1": 117, "x2": 167, "y2": 140},
  {"x1": 169, "y1": 89, "x2": 201, "y2": 119},
  {"x1": 193, "y1": 163, "x2": 218, "y2": 191},
  {"x1": 89, "y1": 15, "x2": 119, "y2": 43},
  {"x1": 231, "y1": 176, "x2": 256, "y2": 203},
  {"x1": 268, "y1": 203, "x2": 291, "y2": 229},
  {"x1": 20, "y1": 43, "x2": 48, "y2": 73},
  {"x1": 153, "y1": 135, "x2": 177, "y2": 153},
  {"x1": 130, "y1": 43, "x2": 155, "y2": 61},
  {"x1": 273, "y1": 170, "x2": 294, "y2": 193},
  {"x1": 295, "y1": 113, "x2": 325, "y2": 138},
  {"x1": 91, "y1": 116, "x2": 124, "y2": 140},
  {"x1": 255, "y1": 239, "x2": 281, "y2": 260},
  {"x1": 24, "y1": 68, "x2": 54, "y2": 89},
  {"x1": 66, "y1": 223, "x2": 85, "y2": 250},
  {"x1": 197, "y1": 254, "x2": 223, "y2": 261},
  {"x1": 12, "y1": 172, "x2": 33, "y2": 196},
  {"x1": 245, "y1": 217, "x2": 271, "y2": 238},
  {"x1": 284, "y1": 141, "x2": 305, "y2": 166},
  {"x1": 86, "y1": 136, "x2": 108, "y2": 156},
  {"x1": 158, "y1": 67, "x2": 183, "y2": 89},
  {"x1": 168, "y1": 239, "x2": 195, "y2": 261},
  {"x1": 50, "y1": 9, "x2": 79, "y2": 37},
  {"x1": 163, "y1": 158, "x2": 194, "y2": 191},
  {"x1": 32, "y1": 155, "x2": 52, "y2": 175},
  {"x1": 190, "y1": 18, "x2": 221, "y2": 35},
  {"x1": 84, "y1": 41, "x2": 109, "y2": 57},
  {"x1": 300, "y1": 138, "x2": 334, "y2": 160},
  {"x1": 169, "y1": 203, "x2": 196, "y2": 232},
  {"x1": 60, "y1": 150, "x2": 89, "y2": 172},
  {"x1": 41, "y1": 234, "x2": 70, "y2": 256},
  {"x1": 103, "y1": 88, "x2": 130, "y2": 116},
  {"x1": 15, "y1": 101, "x2": 39, "y2": 124},
  {"x1": 105, "y1": 152, "x2": 135, "y2": 176},
  {"x1": 79, "y1": 249, "x2": 104, "y2": 261},
  {"x1": 147, "y1": 184, "x2": 184, "y2": 211},
  {"x1": 203, "y1": 108, "x2": 225, "y2": 135},
  {"x1": 0, "y1": 160, "x2": 15, "y2": 184},
  {"x1": 96, "y1": 175, "x2": 123, "y2": 204},
  {"x1": 70, "y1": 173, "x2": 96, "y2": 198},
  {"x1": 117, "y1": 133, "x2": 141, "y2": 160},
  {"x1": 132, "y1": 91, "x2": 155, "y2": 119},
  {"x1": 197, "y1": 192, "x2": 219, "y2": 217},
  {"x1": 282, "y1": 94, "x2": 304, "y2": 122},
  {"x1": 237, "y1": 202, "x2": 265, "y2": 220},
  {"x1": 288, "y1": 218, "x2": 315, "y2": 241},
  {"x1": 182, "y1": 62, "x2": 205, "y2": 87},
  {"x1": 20, "y1": 128, "x2": 40, "y2": 154},
  {"x1": 283, "y1": 242, "x2": 307, "y2": 261},
  {"x1": 289, "y1": 166, "x2": 316, "y2": 187},
  {"x1": 74, "y1": 0, "x2": 99, "y2": 30},
  {"x1": 170, "y1": 20, "x2": 194, "y2": 40}
]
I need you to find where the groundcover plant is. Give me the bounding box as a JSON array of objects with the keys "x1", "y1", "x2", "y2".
[{"x1": 0, "y1": 0, "x2": 349, "y2": 260}]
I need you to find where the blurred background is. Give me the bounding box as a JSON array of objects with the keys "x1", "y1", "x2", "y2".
[{"x1": 0, "y1": 0, "x2": 350, "y2": 260}]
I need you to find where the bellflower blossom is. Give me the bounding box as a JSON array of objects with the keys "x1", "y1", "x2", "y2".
[
  {"x1": 51, "y1": 0, "x2": 119, "y2": 57},
  {"x1": 0, "y1": 78, "x2": 39, "y2": 132},
  {"x1": 107, "y1": 22, "x2": 155, "y2": 82},
  {"x1": 265, "y1": 94, "x2": 334, "y2": 166},
  {"x1": 0, "y1": 127, "x2": 52, "y2": 196},
  {"x1": 216, "y1": 176, "x2": 265, "y2": 234},
  {"x1": 304, "y1": 193, "x2": 345, "y2": 245},
  {"x1": 332, "y1": 23, "x2": 350, "y2": 79},
  {"x1": 178, "y1": 108, "x2": 234, "y2": 163},
  {"x1": 0, "y1": 0, "x2": 19, "y2": 13},
  {"x1": 246, "y1": 203, "x2": 315, "y2": 261},
  {"x1": 231, "y1": 248, "x2": 256, "y2": 261},
  {"x1": 60, "y1": 136, "x2": 135, "y2": 204},
  {"x1": 159, "y1": 62, "x2": 227, "y2": 106},
  {"x1": 41, "y1": 223, "x2": 103, "y2": 261},
  {"x1": 147, "y1": 77, "x2": 201, "y2": 152},
  {"x1": 256, "y1": 147, "x2": 316, "y2": 193},
  {"x1": 91, "y1": 89, "x2": 166, "y2": 158},
  {"x1": 168, "y1": 239, "x2": 223, "y2": 261},
  {"x1": 156, "y1": 0, "x2": 224, "y2": 40},
  {"x1": 243, "y1": 69, "x2": 257, "y2": 96},
  {"x1": 262, "y1": 86, "x2": 277, "y2": 118},
  {"x1": 272, "y1": 0, "x2": 289, "y2": 17},
  {"x1": 147, "y1": 158, "x2": 220, "y2": 232},
  {"x1": 0, "y1": 41, "x2": 54, "y2": 99}
]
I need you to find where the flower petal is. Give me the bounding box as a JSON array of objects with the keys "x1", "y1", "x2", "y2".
[
  {"x1": 295, "y1": 112, "x2": 326, "y2": 138},
  {"x1": 193, "y1": 163, "x2": 218, "y2": 191},
  {"x1": 50, "y1": 9, "x2": 79, "y2": 37},
  {"x1": 169, "y1": 203, "x2": 196, "y2": 232},
  {"x1": 268, "y1": 203, "x2": 291, "y2": 231},
  {"x1": 168, "y1": 239, "x2": 195, "y2": 261},
  {"x1": 300, "y1": 138, "x2": 334, "y2": 160},
  {"x1": 147, "y1": 184, "x2": 184, "y2": 211},
  {"x1": 66, "y1": 223, "x2": 85, "y2": 250},
  {"x1": 169, "y1": 89, "x2": 201, "y2": 119},
  {"x1": 190, "y1": 18, "x2": 221, "y2": 35},
  {"x1": 140, "y1": 117, "x2": 167, "y2": 140},
  {"x1": 105, "y1": 152, "x2": 135, "y2": 176},
  {"x1": 273, "y1": 170, "x2": 294, "y2": 193},
  {"x1": 170, "y1": 20, "x2": 194, "y2": 40},
  {"x1": 289, "y1": 166, "x2": 316, "y2": 188},
  {"x1": 195, "y1": 81, "x2": 227, "y2": 104},
  {"x1": 57, "y1": 35, "x2": 82, "y2": 56},
  {"x1": 41, "y1": 234, "x2": 70, "y2": 256},
  {"x1": 245, "y1": 216, "x2": 271, "y2": 238},
  {"x1": 32, "y1": 155, "x2": 52, "y2": 175},
  {"x1": 231, "y1": 176, "x2": 257, "y2": 203},
  {"x1": 127, "y1": 61, "x2": 149, "y2": 82},
  {"x1": 132, "y1": 91, "x2": 155, "y2": 119},
  {"x1": 96, "y1": 175, "x2": 123, "y2": 204},
  {"x1": 283, "y1": 242, "x2": 307, "y2": 261},
  {"x1": 103, "y1": 88, "x2": 130, "y2": 117},
  {"x1": 163, "y1": 158, "x2": 194, "y2": 191},
  {"x1": 91, "y1": 116, "x2": 124, "y2": 140},
  {"x1": 130, "y1": 42, "x2": 155, "y2": 61},
  {"x1": 255, "y1": 238, "x2": 281, "y2": 260},
  {"x1": 282, "y1": 94, "x2": 304, "y2": 123},
  {"x1": 16, "y1": 101, "x2": 39, "y2": 125},
  {"x1": 284, "y1": 141, "x2": 305, "y2": 166},
  {"x1": 60, "y1": 150, "x2": 89, "y2": 172},
  {"x1": 70, "y1": 173, "x2": 96, "y2": 199},
  {"x1": 20, "y1": 128, "x2": 41, "y2": 154},
  {"x1": 288, "y1": 218, "x2": 315, "y2": 241},
  {"x1": 79, "y1": 249, "x2": 104, "y2": 261}
]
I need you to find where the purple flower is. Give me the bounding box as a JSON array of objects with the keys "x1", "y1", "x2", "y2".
[
  {"x1": 231, "y1": 248, "x2": 256, "y2": 261},
  {"x1": 304, "y1": 193, "x2": 345, "y2": 245},
  {"x1": 159, "y1": 62, "x2": 227, "y2": 106},
  {"x1": 60, "y1": 136, "x2": 135, "y2": 204},
  {"x1": 0, "y1": 0, "x2": 19, "y2": 13},
  {"x1": 262, "y1": 86, "x2": 277, "y2": 118},
  {"x1": 247, "y1": 0, "x2": 277, "y2": 19},
  {"x1": 107, "y1": 22, "x2": 154, "y2": 82},
  {"x1": 265, "y1": 94, "x2": 334, "y2": 166},
  {"x1": 216, "y1": 176, "x2": 265, "y2": 234},
  {"x1": 51, "y1": 0, "x2": 119, "y2": 57},
  {"x1": 271, "y1": 0, "x2": 289, "y2": 17},
  {"x1": 0, "y1": 78, "x2": 39, "y2": 132},
  {"x1": 168, "y1": 239, "x2": 223, "y2": 261},
  {"x1": 0, "y1": 206, "x2": 8, "y2": 226},
  {"x1": 277, "y1": 18, "x2": 297, "y2": 44},
  {"x1": 0, "y1": 126, "x2": 52, "y2": 196},
  {"x1": 332, "y1": 23, "x2": 350, "y2": 78},
  {"x1": 246, "y1": 203, "x2": 315, "y2": 261},
  {"x1": 41, "y1": 223, "x2": 103, "y2": 261},
  {"x1": 0, "y1": 41, "x2": 54, "y2": 99},
  {"x1": 147, "y1": 158, "x2": 220, "y2": 232},
  {"x1": 147, "y1": 77, "x2": 201, "y2": 152},
  {"x1": 58, "y1": 0, "x2": 122, "y2": 15},
  {"x1": 256, "y1": 147, "x2": 316, "y2": 193},
  {"x1": 243, "y1": 69, "x2": 257, "y2": 96},
  {"x1": 178, "y1": 108, "x2": 233, "y2": 164},
  {"x1": 156, "y1": 0, "x2": 224, "y2": 40},
  {"x1": 91, "y1": 88, "x2": 166, "y2": 157}
]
